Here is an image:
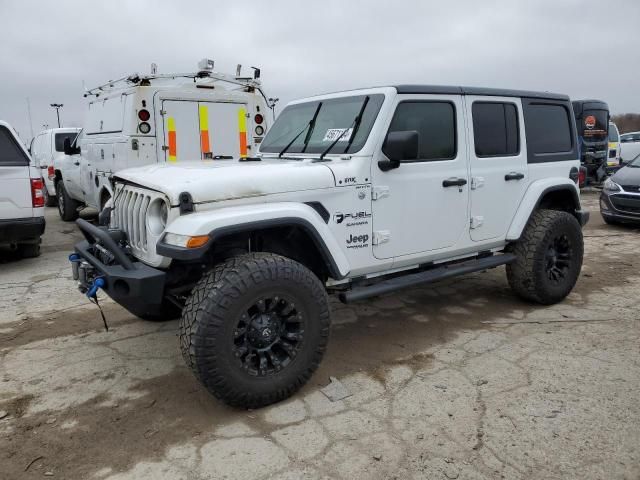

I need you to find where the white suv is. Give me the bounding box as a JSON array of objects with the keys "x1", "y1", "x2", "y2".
[
  {"x1": 70, "y1": 85, "x2": 589, "y2": 407},
  {"x1": 0, "y1": 121, "x2": 45, "y2": 257}
]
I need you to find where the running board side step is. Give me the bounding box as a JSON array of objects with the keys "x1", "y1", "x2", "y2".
[{"x1": 339, "y1": 254, "x2": 516, "y2": 303}]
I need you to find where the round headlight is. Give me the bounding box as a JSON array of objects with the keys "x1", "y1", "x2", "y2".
[
  {"x1": 147, "y1": 198, "x2": 168, "y2": 235},
  {"x1": 139, "y1": 122, "x2": 151, "y2": 134},
  {"x1": 255, "y1": 125, "x2": 265, "y2": 136}
]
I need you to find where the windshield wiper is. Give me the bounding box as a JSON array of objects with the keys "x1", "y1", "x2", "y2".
[
  {"x1": 318, "y1": 96, "x2": 370, "y2": 162},
  {"x1": 278, "y1": 102, "x2": 322, "y2": 158}
]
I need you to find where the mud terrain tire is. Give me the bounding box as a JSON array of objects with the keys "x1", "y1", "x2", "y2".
[{"x1": 179, "y1": 252, "x2": 330, "y2": 408}]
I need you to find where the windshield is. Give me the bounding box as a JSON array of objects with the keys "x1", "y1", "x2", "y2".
[
  {"x1": 608, "y1": 124, "x2": 619, "y2": 142},
  {"x1": 54, "y1": 132, "x2": 79, "y2": 152},
  {"x1": 260, "y1": 94, "x2": 384, "y2": 155}
]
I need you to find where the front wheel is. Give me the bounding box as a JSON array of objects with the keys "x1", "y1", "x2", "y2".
[
  {"x1": 179, "y1": 252, "x2": 330, "y2": 408},
  {"x1": 56, "y1": 181, "x2": 80, "y2": 222},
  {"x1": 507, "y1": 209, "x2": 584, "y2": 305}
]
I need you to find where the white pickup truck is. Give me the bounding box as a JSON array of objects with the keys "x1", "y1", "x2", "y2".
[{"x1": 0, "y1": 121, "x2": 45, "y2": 257}]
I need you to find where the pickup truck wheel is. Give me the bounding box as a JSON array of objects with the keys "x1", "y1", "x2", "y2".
[
  {"x1": 56, "y1": 181, "x2": 80, "y2": 222},
  {"x1": 507, "y1": 209, "x2": 583, "y2": 305},
  {"x1": 44, "y1": 188, "x2": 57, "y2": 207},
  {"x1": 179, "y1": 252, "x2": 330, "y2": 408},
  {"x1": 18, "y1": 241, "x2": 41, "y2": 258}
]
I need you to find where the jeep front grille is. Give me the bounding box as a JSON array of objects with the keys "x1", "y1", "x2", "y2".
[{"x1": 112, "y1": 184, "x2": 169, "y2": 267}]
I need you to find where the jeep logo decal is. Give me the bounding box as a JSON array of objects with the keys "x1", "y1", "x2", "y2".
[{"x1": 346, "y1": 234, "x2": 369, "y2": 249}]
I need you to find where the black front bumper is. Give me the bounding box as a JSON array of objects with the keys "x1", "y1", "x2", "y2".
[
  {"x1": 71, "y1": 219, "x2": 167, "y2": 318},
  {"x1": 600, "y1": 192, "x2": 640, "y2": 224},
  {"x1": 0, "y1": 217, "x2": 45, "y2": 244}
]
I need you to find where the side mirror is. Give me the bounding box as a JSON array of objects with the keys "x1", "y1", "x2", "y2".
[{"x1": 379, "y1": 130, "x2": 419, "y2": 171}]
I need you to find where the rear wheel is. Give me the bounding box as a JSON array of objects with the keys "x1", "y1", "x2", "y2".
[
  {"x1": 507, "y1": 209, "x2": 583, "y2": 305},
  {"x1": 18, "y1": 241, "x2": 41, "y2": 258},
  {"x1": 179, "y1": 252, "x2": 330, "y2": 408},
  {"x1": 56, "y1": 181, "x2": 80, "y2": 222},
  {"x1": 44, "y1": 187, "x2": 57, "y2": 207}
]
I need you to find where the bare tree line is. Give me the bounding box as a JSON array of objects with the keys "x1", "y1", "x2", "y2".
[{"x1": 612, "y1": 113, "x2": 640, "y2": 134}]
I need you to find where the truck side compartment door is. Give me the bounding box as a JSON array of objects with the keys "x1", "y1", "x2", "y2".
[
  {"x1": 371, "y1": 95, "x2": 469, "y2": 259},
  {"x1": 466, "y1": 96, "x2": 528, "y2": 241}
]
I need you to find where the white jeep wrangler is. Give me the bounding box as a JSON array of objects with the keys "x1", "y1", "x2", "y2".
[{"x1": 70, "y1": 85, "x2": 589, "y2": 408}]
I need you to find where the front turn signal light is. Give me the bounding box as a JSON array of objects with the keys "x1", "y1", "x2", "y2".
[
  {"x1": 186, "y1": 235, "x2": 210, "y2": 248},
  {"x1": 163, "y1": 233, "x2": 210, "y2": 249}
]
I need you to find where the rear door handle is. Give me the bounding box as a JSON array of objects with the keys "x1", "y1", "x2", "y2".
[
  {"x1": 505, "y1": 172, "x2": 525, "y2": 181},
  {"x1": 442, "y1": 177, "x2": 468, "y2": 188}
]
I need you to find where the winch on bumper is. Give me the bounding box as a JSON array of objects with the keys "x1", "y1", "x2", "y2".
[{"x1": 70, "y1": 218, "x2": 167, "y2": 317}]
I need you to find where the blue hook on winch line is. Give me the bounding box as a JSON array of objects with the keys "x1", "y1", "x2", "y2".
[
  {"x1": 86, "y1": 277, "x2": 105, "y2": 298},
  {"x1": 69, "y1": 253, "x2": 81, "y2": 262}
]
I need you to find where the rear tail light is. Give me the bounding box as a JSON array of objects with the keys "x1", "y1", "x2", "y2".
[
  {"x1": 31, "y1": 178, "x2": 45, "y2": 208},
  {"x1": 47, "y1": 166, "x2": 55, "y2": 180},
  {"x1": 578, "y1": 168, "x2": 586, "y2": 186},
  {"x1": 138, "y1": 122, "x2": 151, "y2": 134},
  {"x1": 254, "y1": 113, "x2": 264, "y2": 125},
  {"x1": 138, "y1": 109, "x2": 151, "y2": 121}
]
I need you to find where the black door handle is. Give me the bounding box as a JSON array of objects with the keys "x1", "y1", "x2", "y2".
[
  {"x1": 74, "y1": 162, "x2": 80, "y2": 166},
  {"x1": 505, "y1": 172, "x2": 525, "y2": 181},
  {"x1": 442, "y1": 178, "x2": 468, "y2": 188}
]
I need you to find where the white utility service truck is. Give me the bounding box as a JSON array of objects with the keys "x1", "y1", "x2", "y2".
[{"x1": 56, "y1": 59, "x2": 271, "y2": 221}]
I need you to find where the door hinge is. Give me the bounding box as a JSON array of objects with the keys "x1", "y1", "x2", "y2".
[
  {"x1": 470, "y1": 216, "x2": 484, "y2": 229},
  {"x1": 160, "y1": 110, "x2": 166, "y2": 115},
  {"x1": 161, "y1": 146, "x2": 169, "y2": 151},
  {"x1": 372, "y1": 186, "x2": 390, "y2": 200},
  {"x1": 471, "y1": 176, "x2": 485, "y2": 190},
  {"x1": 372, "y1": 230, "x2": 391, "y2": 245}
]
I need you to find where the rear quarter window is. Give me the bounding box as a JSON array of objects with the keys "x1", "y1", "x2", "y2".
[
  {"x1": 0, "y1": 126, "x2": 29, "y2": 166},
  {"x1": 522, "y1": 99, "x2": 577, "y2": 163}
]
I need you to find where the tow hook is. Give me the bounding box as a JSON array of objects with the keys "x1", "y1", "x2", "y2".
[{"x1": 86, "y1": 277, "x2": 105, "y2": 299}]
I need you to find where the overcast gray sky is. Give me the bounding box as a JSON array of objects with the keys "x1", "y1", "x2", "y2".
[{"x1": 1, "y1": 0, "x2": 638, "y2": 142}]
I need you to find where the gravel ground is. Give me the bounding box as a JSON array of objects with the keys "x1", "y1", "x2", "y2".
[{"x1": 1, "y1": 193, "x2": 639, "y2": 480}]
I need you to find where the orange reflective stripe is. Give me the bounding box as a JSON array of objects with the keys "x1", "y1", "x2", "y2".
[
  {"x1": 199, "y1": 105, "x2": 211, "y2": 156},
  {"x1": 238, "y1": 107, "x2": 247, "y2": 157},
  {"x1": 168, "y1": 117, "x2": 177, "y2": 162}
]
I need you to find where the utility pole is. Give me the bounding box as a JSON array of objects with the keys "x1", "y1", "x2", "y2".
[
  {"x1": 26, "y1": 98, "x2": 35, "y2": 139},
  {"x1": 50, "y1": 103, "x2": 63, "y2": 127}
]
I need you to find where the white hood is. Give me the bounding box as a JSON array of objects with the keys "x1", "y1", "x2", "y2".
[{"x1": 114, "y1": 158, "x2": 336, "y2": 204}]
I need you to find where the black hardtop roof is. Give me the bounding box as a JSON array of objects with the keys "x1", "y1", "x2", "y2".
[
  {"x1": 571, "y1": 99, "x2": 609, "y2": 112},
  {"x1": 394, "y1": 85, "x2": 570, "y2": 101}
]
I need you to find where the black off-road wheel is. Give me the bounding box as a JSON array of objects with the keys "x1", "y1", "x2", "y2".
[
  {"x1": 56, "y1": 181, "x2": 80, "y2": 222},
  {"x1": 179, "y1": 252, "x2": 330, "y2": 408},
  {"x1": 507, "y1": 209, "x2": 584, "y2": 305}
]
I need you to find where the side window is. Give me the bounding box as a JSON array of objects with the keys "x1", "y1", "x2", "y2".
[
  {"x1": 387, "y1": 101, "x2": 456, "y2": 161},
  {"x1": 523, "y1": 99, "x2": 576, "y2": 163},
  {"x1": 0, "y1": 126, "x2": 29, "y2": 166},
  {"x1": 472, "y1": 102, "x2": 519, "y2": 157}
]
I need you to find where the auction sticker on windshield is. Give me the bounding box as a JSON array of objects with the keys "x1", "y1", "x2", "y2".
[{"x1": 323, "y1": 128, "x2": 353, "y2": 142}]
